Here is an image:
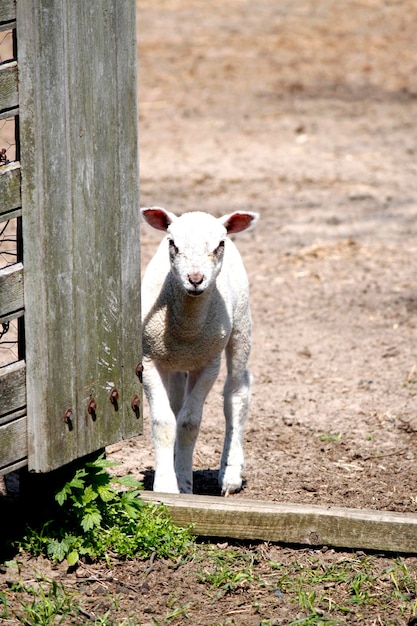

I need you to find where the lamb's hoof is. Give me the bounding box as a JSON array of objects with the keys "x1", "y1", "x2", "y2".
[
  {"x1": 153, "y1": 475, "x2": 179, "y2": 494},
  {"x1": 219, "y1": 468, "x2": 243, "y2": 497},
  {"x1": 177, "y1": 477, "x2": 193, "y2": 494}
]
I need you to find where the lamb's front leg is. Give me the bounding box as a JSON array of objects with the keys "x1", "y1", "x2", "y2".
[
  {"x1": 175, "y1": 357, "x2": 221, "y2": 493},
  {"x1": 219, "y1": 333, "x2": 252, "y2": 495},
  {"x1": 143, "y1": 361, "x2": 179, "y2": 493}
]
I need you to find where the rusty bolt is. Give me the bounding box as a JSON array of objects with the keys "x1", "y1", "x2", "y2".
[
  {"x1": 63, "y1": 408, "x2": 73, "y2": 424},
  {"x1": 87, "y1": 398, "x2": 97, "y2": 420},
  {"x1": 131, "y1": 394, "x2": 140, "y2": 418},
  {"x1": 110, "y1": 388, "x2": 119, "y2": 404},
  {"x1": 135, "y1": 363, "x2": 143, "y2": 383}
]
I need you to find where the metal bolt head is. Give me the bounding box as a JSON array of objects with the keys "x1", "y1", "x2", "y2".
[
  {"x1": 87, "y1": 398, "x2": 97, "y2": 421},
  {"x1": 131, "y1": 394, "x2": 140, "y2": 418},
  {"x1": 135, "y1": 363, "x2": 143, "y2": 383}
]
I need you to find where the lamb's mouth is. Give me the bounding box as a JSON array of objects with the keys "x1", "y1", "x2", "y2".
[{"x1": 186, "y1": 288, "x2": 204, "y2": 297}]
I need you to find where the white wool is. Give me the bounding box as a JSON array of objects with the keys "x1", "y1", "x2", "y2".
[{"x1": 141, "y1": 207, "x2": 258, "y2": 495}]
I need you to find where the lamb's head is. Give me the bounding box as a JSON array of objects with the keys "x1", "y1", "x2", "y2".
[{"x1": 141, "y1": 207, "x2": 258, "y2": 297}]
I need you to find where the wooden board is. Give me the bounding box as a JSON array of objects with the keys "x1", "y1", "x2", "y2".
[
  {"x1": 0, "y1": 162, "x2": 21, "y2": 218},
  {"x1": 0, "y1": 262, "x2": 24, "y2": 323},
  {"x1": 0, "y1": 0, "x2": 16, "y2": 29},
  {"x1": 0, "y1": 360, "x2": 26, "y2": 422},
  {"x1": 0, "y1": 416, "x2": 27, "y2": 471},
  {"x1": 141, "y1": 492, "x2": 417, "y2": 554},
  {"x1": 0, "y1": 61, "x2": 18, "y2": 112},
  {"x1": 17, "y1": 0, "x2": 142, "y2": 472}
]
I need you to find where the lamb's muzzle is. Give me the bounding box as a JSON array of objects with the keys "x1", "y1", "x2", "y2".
[{"x1": 140, "y1": 206, "x2": 259, "y2": 495}]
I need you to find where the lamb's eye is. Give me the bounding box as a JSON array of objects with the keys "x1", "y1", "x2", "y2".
[
  {"x1": 214, "y1": 240, "x2": 225, "y2": 254},
  {"x1": 168, "y1": 239, "x2": 179, "y2": 254}
]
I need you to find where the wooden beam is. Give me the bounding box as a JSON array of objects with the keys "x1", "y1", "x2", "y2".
[
  {"x1": 0, "y1": 359, "x2": 26, "y2": 421},
  {"x1": 0, "y1": 416, "x2": 27, "y2": 473},
  {"x1": 0, "y1": 162, "x2": 21, "y2": 218},
  {"x1": 141, "y1": 492, "x2": 417, "y2": 554},
  {"x1": 0, "y1": 458, "x2": 27, "y2": 476},
  {"x1": 0, "y1": 0, "x2": 16, "y2": 30},
  {"x1": 0, "y1": 262, "x2": 24, "y2": 323},
  {"x1": 0, "y1": 61, "x2": 18, "y2": 113}
]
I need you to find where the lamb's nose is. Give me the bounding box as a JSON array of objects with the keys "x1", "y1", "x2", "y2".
[{"x1": 188, "y1": 272, "x2": 204, "y2": 286}]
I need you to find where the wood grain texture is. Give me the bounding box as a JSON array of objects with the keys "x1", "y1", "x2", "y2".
[
  {"x1": 0, "y1": 162, "x2": 21, "y2": 218},
  {"x1": 141, "y1": 492, "x2": 417, "y2": 554},
  {"x1": 0, "y1": 360, "x2": 26, "y2": 421},
  {"x1": 0, "y1": 262, "x2": 23, "y2": 323},
  {"x1": 0, "y1": 61, "x2": 18, "y2": 112},
  {"x1": 18, "y1": 0, "x2": 142, "y2": 472},
  {"x1": 0, "y1": 0, "x2": 16, "y2": 28},
  {"x1": 0, "y1": 416, "x2": 27, "y2": 472}
]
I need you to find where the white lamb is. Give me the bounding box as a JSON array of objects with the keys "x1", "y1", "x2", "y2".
[{"x1": 141, "y1": 207, "x2": 258, "y2": 495}]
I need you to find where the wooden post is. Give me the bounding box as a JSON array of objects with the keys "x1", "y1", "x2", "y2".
[{"x1": 17, "y1": 0, "x2": 142, "y2": 472}]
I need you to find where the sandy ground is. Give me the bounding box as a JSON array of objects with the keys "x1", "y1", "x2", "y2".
[{"x1": 108, "y1": 0, "x2": 417, "y2": 515}]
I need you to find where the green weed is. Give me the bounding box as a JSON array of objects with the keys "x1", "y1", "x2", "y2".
[
  {"x1": 317, "y1": 432, "x2": 343, "y2": 443},
  {"x1": 197, "y1": 545, "x2": 263, "y2": 597},
  {"x1": 19, "y1": 454, "x2": 193, "y2": 566}
]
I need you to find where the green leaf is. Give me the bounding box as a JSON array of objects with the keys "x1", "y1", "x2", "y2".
[
  {"x1": 112, "y1": 475, "x2": 143, "y2": 489},
  {"x1": 86, "y1": 455, "x2": 118, "y2": 469},
  {"x1": 97, "y1": 484, "x2": 116, "y2": 502},
  {"x1": 66, "y1": 550, "x2": 79, "y2": 566},
  {"x1": 81, "y1": 510, "x2": 102, "y2": 531},
  {"x1": 81, "y1": 485, "x2": 98, "y2": 505},
  {"x1": 47, "y1": 539, "x2": 69, "y2": 562},
  {"x1": 55, "y1": 484, "x2": 71, "y2": 505}
]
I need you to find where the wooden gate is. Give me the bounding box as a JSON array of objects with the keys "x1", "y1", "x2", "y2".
[{"x1": 0, "y1": 0, "x2": 142, "y2": 474}]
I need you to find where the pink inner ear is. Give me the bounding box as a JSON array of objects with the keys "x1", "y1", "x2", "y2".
[
  {"x1": 224, "y1": 212, "x2": 256, "y2": 234},
  {"x1": 142, "y1": 208, "x2": 172, "y2": 231}
]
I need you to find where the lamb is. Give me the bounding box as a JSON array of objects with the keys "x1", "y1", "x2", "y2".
[{"x1": 141, "y1": 207, "x2": 258, "y2": 495}]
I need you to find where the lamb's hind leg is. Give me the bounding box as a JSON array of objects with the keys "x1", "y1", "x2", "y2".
[
  {"x1": 175, "y1": 357, "x2": 221, "y2": 493},
  {"x1": 219, "y1": 332, "x2": 252, "y2": 496}
]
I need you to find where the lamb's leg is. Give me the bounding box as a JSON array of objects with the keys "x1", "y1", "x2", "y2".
[
  {"x1": 219, "y1": 331, "x2": 252, "y2": 495},
  {"x1": 143, "y1": 361, "x2": 179, "y2": 493},
  {"x1": 167, "y1": 371, "x2": 187, "y2": 416},
  {"x1": 175, "y1": 357, "x2": 221, "y2": 493}
]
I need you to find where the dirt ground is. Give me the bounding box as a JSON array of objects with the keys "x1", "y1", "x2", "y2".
[
  {"x1": 2, "y1": 1, "x2": 417, "y2": 624},
  {"x1": 109, "y1": 0, "x2": 417, "y2": 514}
]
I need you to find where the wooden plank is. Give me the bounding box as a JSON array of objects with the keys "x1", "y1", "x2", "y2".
[
  {"x1": 0, "y1": 359, "x2": 26, "y2": 420},
  {"x1": 0, "y1": 107, "x2": 18, "y2": 120},
  {"x1": 0, "y1": 416, "x2": 27, "y2": 472},
  {"x1": 0, "y1": 162, "x2": 21, "y2": 217},
  {"x1": 0, "y1": 61, "x2": 18, "y2": 113},
  {"x1": 0, "y1": 262, "x2": 24, "y2": 322},
  {"x1": 141, "y1": 492, "x2": 417, "y2": 554},
  {"x1": 18, "y1": 0, "x2": 141, "y2": 472},
  {"x1": 0, "y1": 0, "x2": 16, "y2": 28},
  {"x1": 0, "y1": 458, "x2": 27, "y2": 476}
]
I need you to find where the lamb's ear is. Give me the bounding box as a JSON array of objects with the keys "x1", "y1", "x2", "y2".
[
  {"x1": 219, "y1": 211, "x2": 259, "y2": 234},
  {"x1": 140, "y1": 207, "x2": 177, "y2": 231}
]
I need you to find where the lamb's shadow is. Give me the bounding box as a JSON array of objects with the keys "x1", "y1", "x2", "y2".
[{"x1": 140, "y1": 469, "x2": 246, "y2": 496}]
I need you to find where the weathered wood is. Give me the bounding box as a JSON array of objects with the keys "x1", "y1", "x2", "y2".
[
  {"x1": 0, "y1": 416, "x2": 27, "y2": 472},
  {"x1": 0, "y1": 359, "x2": 26, "y2": 421},
  {"x1": 0, "y1": 458, "x2": 27, "y2": 476},
  {"x1": 18, "y1": 0, "x2": 141, "y2": 472},
  {"x1": 0, "y1": 262, "x2": 24, "y2": 323},
  {"x1": 0, "y1": 162, "x2": 21, "y2": 217},
  {"x1": 0, "y1": 61, "x2": 18, "y2": 112},
  {"x1": 0, "y1": 0, "x2": 16, "y2": 29},
  {"x1": 141, "y1": 492, "x2": 417, "y2": 554}
]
